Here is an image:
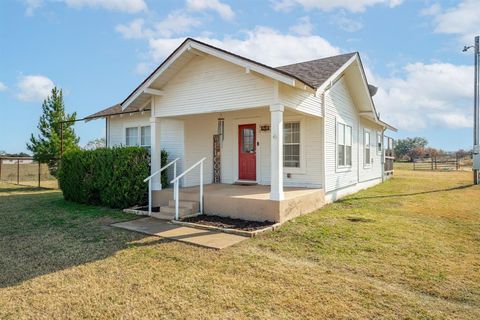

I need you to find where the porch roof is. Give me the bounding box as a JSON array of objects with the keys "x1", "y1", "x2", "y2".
[{"x1": 84, "y1": 103, "x2": 151, "y2": 121}]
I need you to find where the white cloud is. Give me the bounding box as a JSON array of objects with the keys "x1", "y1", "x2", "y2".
[
  {"x1": 23, "y1": 0, "x2": 43, "y2": 16},
  {"x1": 427, "y1": 0, "x2": 478, "y2": 43},
  {"x1": 428, "y1": 113, "x2": 472, "y2": 128},
  {"x1": 0, "y1": 82, "x2": 7, "y2": 91},
  {"x1": 330, "y1": 11, "x2": 363, "y2": 32},
  {"x1": 420, "y1": 3, "x2": 441, "y2": 16},
  {"x1": 146, "y1": 38, "x2": 184, "y2": 65},
  {"x1": 16, "y1": 75, "x2": 55, "y2": 102},
  {"x1": 289, "y1": 16, "x2": 314, "y2": 36},
  {"x1": 116, "y1": 12, "x2": 202, "y2": 39},
  {"x1": 115, "y1": 19, "x2": 150, "y2": 39},
  {"x1": 186, "y1": 0, "x2": 235, "y2": 20},
  {"x1": 64, "y1": 0, "x2": 147, "y2": 13},
  {"x1": 23, "y1": 0, "x2": 147, "y2": 15},
  {"x1": 145, "y1": 26, "x2": 341, "y2": 68},
  {"x1": 155, "y1": 12, "x2": 202, "y2": 37},
  {"x1": 373, "y1": 62, "x2": 473, "y2": 130},
  {"x1": 135, "y1": 62, "x2": 154, "y2": 75},
  {"x1": 272, "y1": 0, "x2": 403, "y2": 13}
]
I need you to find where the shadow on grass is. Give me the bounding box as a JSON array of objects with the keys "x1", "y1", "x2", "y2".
[
  {"x1": 0, "y1": 186, "x2": 49, "y2": 193},
  {"x1": 0, "y1": 181, "x2": 58, "y2": 192},
  {"x1": 339, "y1": 184, "x2": 474, "y2": 202},
  {"x1": 0, "y1": 187, "x2": 169, "y2": 288}
]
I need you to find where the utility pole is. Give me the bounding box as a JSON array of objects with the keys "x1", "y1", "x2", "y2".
[
  {"x1": 464, "y1": 36, "x2": 480, "y2": 184},
  {"x1": 474, "y1": 36, "x2": 480, "y2": 185}
]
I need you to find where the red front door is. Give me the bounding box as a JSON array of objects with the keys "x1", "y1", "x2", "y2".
[{"x1": 238, "y1": 124, "x2": 256, "y2": 181}]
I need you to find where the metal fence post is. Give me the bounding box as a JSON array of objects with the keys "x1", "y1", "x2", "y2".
[
  {"x1": 17, "y1": 159, "x2": 20, "y2": 185},
  {"x1": 60, "y1": 122, "x2": 64, "y2": 157},
  {"x1": 38, "y1": 161, "x2": 41, "y2": 188},
  {"x1": 0, "y1": 158, "x2": 2, "y2": 181}
]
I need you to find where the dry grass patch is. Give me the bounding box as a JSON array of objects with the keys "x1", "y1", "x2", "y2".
[
  {"x1": 0, "y1": 169, "x2": 479, "y2": 319},
  {"x1": 0, "y1": 162, "x2": 57, "y2": 188}
]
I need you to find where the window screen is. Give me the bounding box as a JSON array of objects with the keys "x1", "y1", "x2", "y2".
[
  {"x1": 141, "y1": 126, "x2": 151, "y2": 147},
  {"x1": 284, "y1": 122, "x2": 300, "y2": 168},
  {"x1": 126, "y1": 127, "x2": 138, "y2": 146},
  {"x1": 365, "y1": 131, "x2": 371, "y2": 164},
  {"x1": 337, "y1": 123, "x2": 352, "y2": 167}
]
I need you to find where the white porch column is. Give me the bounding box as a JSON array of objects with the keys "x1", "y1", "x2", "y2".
[
  {"x1": 150, "y1": 117, "x2": 162, "y2": 190},
  {"x1": 270, "y1": 103, "x2": 284, "y2": 200}
]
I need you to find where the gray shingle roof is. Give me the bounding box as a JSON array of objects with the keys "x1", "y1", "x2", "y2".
[
  {"x1": 85, "y1": 103, "x2": 150, "y2": 120},
  {"x1": 275, "y1": 52, "x2": 357, "y2": 89}
]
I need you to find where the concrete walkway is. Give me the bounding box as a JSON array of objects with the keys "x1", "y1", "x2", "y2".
[{"x1": 112, "y1": 217, "x2": 248, "y2": 250}]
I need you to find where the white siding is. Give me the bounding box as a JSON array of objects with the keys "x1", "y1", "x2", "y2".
[
  {"x1": 324, "y1": 77, "x2": 360, "y2": 193},
  {"x1": 153, "y1": 55, "x2": 275, "y2": 117},
  {"x1": 158, "y1": 118, "x2": 185, "y2": 183},
  {"x1": 108, "y1": 113, "x2": 151, "y2": 147},
  {"x1": 182, "y1": 114, "x2": 217, "y2": 187},
  {"x1": 323, "y1": 77, "x2": 384, "y2": 198},
  {"x1": 181, "y1": 108, "x2": 323, "y2": 188},
  {"x1": 106, "y1": 108, "x2": 324, "y2": 189},
  {"x1": 279, "y1": 83, "x2": 323, "y2": 117},
  {"x1": 358, "y1": 118, "x2": 383, "y2": 183},
  {"x1": 107, "y1": 113, "x2": 185, "y2": 183}
]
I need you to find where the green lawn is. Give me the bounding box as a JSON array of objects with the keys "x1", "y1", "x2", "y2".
[{"x1": 0, "y1": 169, "x2": 479, "y2": 319}]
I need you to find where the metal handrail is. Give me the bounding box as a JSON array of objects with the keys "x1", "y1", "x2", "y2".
[
  {"x1": 171, "y1": 157, "x2": 206, "y2": 220},
  {"x1": 144, "y1": 157, "x2": 180, "y2": 183},
  {"x1": 170, "y1": 157, "x2": 206, "y2": 184},
  {"x1": 144, "y1": 157, "x2": 180, "y2": 216}
]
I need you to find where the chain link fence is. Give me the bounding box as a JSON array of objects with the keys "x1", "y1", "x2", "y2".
[{"x1": 0, "y1": 157, "x2": 58, "y2": 189}]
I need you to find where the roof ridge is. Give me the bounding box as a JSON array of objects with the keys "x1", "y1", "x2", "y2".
[{"x1": 276, "y1": 52, "x2": 357, "y2": 69}]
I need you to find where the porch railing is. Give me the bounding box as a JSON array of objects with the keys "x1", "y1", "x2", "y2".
[
  {"x1": 143, "y1": 157, "x2": 180, "y2": 216},
  {"x1": 170, "y1": 157, "x2": 206, "y2": 220}
]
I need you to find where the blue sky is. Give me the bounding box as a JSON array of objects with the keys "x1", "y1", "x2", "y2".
[{"x1": 0, "y1": 0, "x2": 478, "y2": 153}]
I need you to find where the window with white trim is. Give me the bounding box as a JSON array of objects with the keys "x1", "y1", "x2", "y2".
[
  {"x1": 365, "y1": 130, "x2": 371, "y2": 165},
  {"x1": 125, "y1": 125, "x2": 151, "y2": 147},
  {"x1": 125, "y1": 127, "x2": 138, "y2": 146},
  {"x1": 377, "y1": 132, "x2": 382, "y2": 154},
  {"x1": 283, "y1": 122, "x2": 300, "y2": 168},
  {"x1": 337, "y1": 123, "x2": 352, "y2": 167},
  {"x1": 141, "y1": 126, "x2": 151, "y2": 147}
]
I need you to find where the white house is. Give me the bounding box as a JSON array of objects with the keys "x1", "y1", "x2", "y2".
[{"x1": 86, "y1": 38, "x2": 396, "y2": 223}]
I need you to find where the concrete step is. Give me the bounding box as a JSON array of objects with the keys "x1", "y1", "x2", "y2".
[
  {"x1": 159, "y1": 206, "x2": 192, "y2": 216},
  {"x1": 168, "y1": 200, "x2": 199, "y2": 212},
  {"x1": 150, "y1": 211, "x2": 175, "y2": 220}
]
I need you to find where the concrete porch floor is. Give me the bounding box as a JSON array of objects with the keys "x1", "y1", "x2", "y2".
[
  {"x1": 177, "y1": 183, "x2": 321, "y2": 199},
  {"x1": 153, "y1": 184, "x2": 325, "y2": 223},
  {"x1": 112, "y1": 217, "x2": 248, "y2": 250}
]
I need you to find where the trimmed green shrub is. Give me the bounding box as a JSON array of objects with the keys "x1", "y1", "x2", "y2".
[{"x1": 58, "y1": 147, "x2": 152, "y2": 208}]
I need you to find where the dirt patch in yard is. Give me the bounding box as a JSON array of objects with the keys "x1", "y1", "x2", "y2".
[
  {"x1": 183, "y1": 215, "x2": 274, "y2": 231},
  {"x1": 346, "y1": 216, "x2": 375, "y2": 223}
]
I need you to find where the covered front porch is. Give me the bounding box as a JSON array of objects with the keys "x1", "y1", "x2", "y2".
[{"x1": 144, "y1": 102, "x2": 326, "y2": 222}]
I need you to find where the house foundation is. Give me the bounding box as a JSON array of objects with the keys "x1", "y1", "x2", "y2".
[{"x1": 153, "y1": 184, "x2": 324, "y2": 223}]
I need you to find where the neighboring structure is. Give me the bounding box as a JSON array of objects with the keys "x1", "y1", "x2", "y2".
[{"x1": 86, "y1": 38, "x2": 396, "y2": 223}]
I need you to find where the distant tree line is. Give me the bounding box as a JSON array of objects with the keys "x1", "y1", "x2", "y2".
[
  {"x1": 394, "y1": 137, "x2": 472, "y2": 161},
  {"x1": 83, "y1": 138, "x2": 106, "y2": 150},
  {"x1": 0, "y1": 151, "x2": 31, "y2": 157}
]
